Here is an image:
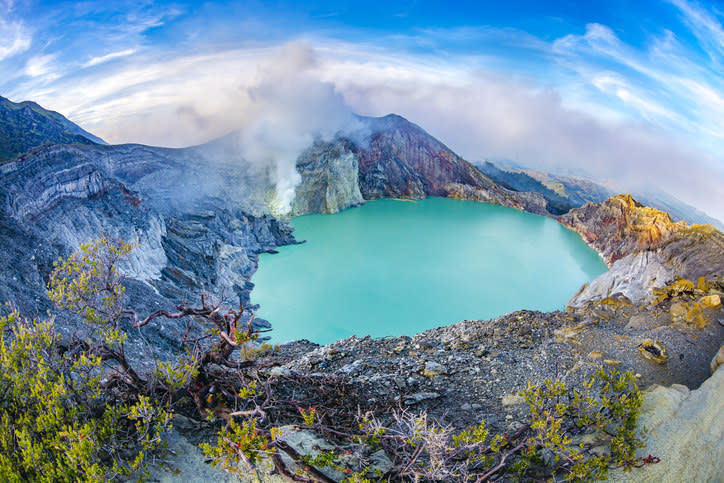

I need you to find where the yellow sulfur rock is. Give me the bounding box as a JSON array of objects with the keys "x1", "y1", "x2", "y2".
[
  {"x1": 670, "y1": 302, "x2": 689, "y2": 321},
  {"x1": 669, "y1": 279, "x2": 695, "y2": 295},
  {"x1": 699, "y1": 294, "x2": 721, "y2": 308},
  {"x1": 685, "y1": 303, "x2": 708, "y2": 329},
  {"x1": 696, "y1": 276, "x2": 710, "y2": 291},
  {"x1": 638, "y1": 339, "x2": 668, "y2": 364}
]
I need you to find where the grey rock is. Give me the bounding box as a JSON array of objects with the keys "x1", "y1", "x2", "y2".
[
  {"x1": 134, "y1": 428, "x2": 284, "y2": 483},
  {"x1": 609, "y1": 366, "x2": 724, "y2": 482},
  {"x1": 278, "y1": 425, "x2": 346, "y2": 481},
  {"x1": 625, "y1": 314, "x2": 663, "y2": 331},
  {"x1": 568, "y1": 251, "x2": 675, "y2": 307},
  {"x1": 339, "y1": 359, "x2": 366, "y2": 376},
  {"x1": 403, "y1": 392, "x2": 440, "y2": 405},
  {"x1": 422, "y1": 361, "x2": 445, "y2": 377},
  {"x1": 367, "y1": 449, "x2": 393, "y2": 477}
]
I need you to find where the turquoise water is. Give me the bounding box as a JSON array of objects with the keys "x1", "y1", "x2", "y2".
[{"x1": 251, "y1": 198, "x2": 607, "y2": 345}]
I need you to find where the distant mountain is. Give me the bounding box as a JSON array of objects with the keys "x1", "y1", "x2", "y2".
[
  {"x1": 0, "y1": 96, "x2": 105, "y2": 163},
  {"x1": 474, "y1": 160, "x2": 612, "y2": 215},
  {"x1": 476, "y1": 160, "x2": 724, "y2": 230}
]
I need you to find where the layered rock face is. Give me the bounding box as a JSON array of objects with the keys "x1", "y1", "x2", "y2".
[
  {"x1": 357, "y1": 115, "x2": 495, "y2": 199},
  {"x1": 292, "y1": 139, "x2": 364, "y2": 215},
  {"x1": 563, "y1": 194, "x2": 724, "y2": 306},
  {"x1": 559, "y1": 194, "x2": 687, "y2": 266},
  {"x1": 0, "y1": 141, "x2": 296, "y2": 355}
]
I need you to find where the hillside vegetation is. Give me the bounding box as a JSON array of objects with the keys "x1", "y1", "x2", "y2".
[{"x1": 0, "y1": 96, "x2": 103, "y2": 163}]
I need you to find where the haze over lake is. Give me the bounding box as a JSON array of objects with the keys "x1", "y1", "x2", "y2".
[{"x1": 252, "y1": 198, "x2": 607, "y2": 344}]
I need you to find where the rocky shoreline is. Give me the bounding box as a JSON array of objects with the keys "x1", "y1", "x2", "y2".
[{"x1": 148, "y1": 266, "x2": 723, "y2": 481}]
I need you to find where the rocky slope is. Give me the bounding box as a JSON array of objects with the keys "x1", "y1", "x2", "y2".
[
  {"x1": 560, "y1": 194, "x2": 724, "y2": 306},
  {"x1": 0, "y1": 141, "x2": 299, "y2": 357},
  {"x1": 0, "y1": 95, "x2": 104, "y2": 163},
  {"x1": 355, "y1": 115, "x2": 549, "y2": 215},
  {"x1": 146, "y1": 282, "x2": 724, "y2": 481},
  {"x1": 559, "y1": 194, "x2": 687, "y2": 266}
]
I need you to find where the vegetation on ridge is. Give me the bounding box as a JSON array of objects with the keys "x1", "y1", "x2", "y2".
[
  {"x1": 0, "y1": 238, "x2": 656, "y2": 481},
  {"x1": 0, "y1": 95, "x2": 101, "y2": 163}
]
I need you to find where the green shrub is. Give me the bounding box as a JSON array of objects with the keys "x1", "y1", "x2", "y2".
[
  {"x1": 201, "y1": 368, "x2": 650, "y2": 482},
  {"x1": 0, "y1": 309, "x2": 171, "y2": 482}
]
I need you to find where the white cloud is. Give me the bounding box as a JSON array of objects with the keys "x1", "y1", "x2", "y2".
[
  {"x1": 23, "y1": 54, "x2": 57, "y2": 79},
  {"x1": 0, "y1": 18, "x2": 30, "y2": 60},
  {"x1": 550, "y1": 17, "x2": 724, "y2": 163},
  {"x1": 82, "y1": 48, "x2": 137, "y2": 68}
]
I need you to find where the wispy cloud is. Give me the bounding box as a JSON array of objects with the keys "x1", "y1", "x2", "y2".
[
  {"x1": 23, "y1": 54, "x2": 57, "y2": 79},
  {"x1": 82, "y1": 48, "x2": 137, "y2": 68},
  {"x1": 551, "y1": 17, "x2": 724, "y2": 159},
  {"x1": 667, "y1": 0, "x2": 724, "y2": 63},
  {"x1": 0, "y1": 18, "x2": 30, "y2": 61}
]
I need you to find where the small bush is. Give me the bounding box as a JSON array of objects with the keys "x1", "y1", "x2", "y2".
[{"x1": 0, "y1": 309, "x2": 171, "y2": 482}]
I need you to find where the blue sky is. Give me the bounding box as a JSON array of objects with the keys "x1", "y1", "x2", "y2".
[{"x1": 1, "y1": 0, "x2": 723, "y2": 219}]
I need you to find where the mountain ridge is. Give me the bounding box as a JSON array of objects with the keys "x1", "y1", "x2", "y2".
[
  {"x1": 1, "y1": 100, "x2": 721, "y2": 327},
  {"x1": 478, "y1": 159, "x2": 724, "y2": 230},
  {"x1": 0, "y1": 95, "x2": 105, "y2": 163}
]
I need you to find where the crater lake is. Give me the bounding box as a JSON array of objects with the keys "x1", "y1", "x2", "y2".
[{"x1": 251, "y1": 198, "x2": 608, "y2": 345}]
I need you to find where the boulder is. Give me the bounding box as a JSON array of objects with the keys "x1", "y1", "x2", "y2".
[
  {"x1": 567, "y1": 251, "x2": 675, "y2": 307},
  {"x1": 422, "y1": 361, "x2": 445, "y2": 377},
  {"x1": 134, "y1": 428, "x2": 284, "y2": 483},
  {"x1": 700, "y1": 294, "x2": 721, "y2": 308},
  {"x1": 609, "y1": 365, "x2": 724, "y2": 482}
]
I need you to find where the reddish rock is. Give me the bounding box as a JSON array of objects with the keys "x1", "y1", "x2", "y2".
[{"x1": 559, "y1": 194, "x2": 688, "y2": 265}]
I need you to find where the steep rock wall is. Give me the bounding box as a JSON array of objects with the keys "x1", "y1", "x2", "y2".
[
  {"x1": 354, "y1": 115, "x2": 543, "y2": 214},
  {"x1": 559, "y1": 194, "x2": 687, "y2": 266},
  {"x1": 564, "y1": 195, "x2": 724, "y2": 306},
  {"x1": 292, "y1": 139, "x2": 364, "y2": 215}
]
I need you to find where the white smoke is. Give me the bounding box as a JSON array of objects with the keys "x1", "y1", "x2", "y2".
[{"x1": 235, "y1": 43, "x2": 359, "y2": 214}]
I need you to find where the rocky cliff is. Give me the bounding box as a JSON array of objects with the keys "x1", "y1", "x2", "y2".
[
  {"x1": 561, "y1": 194, "x2": 724, "y2": 306},
  {"x1": 559, "y1": 194, "x2": 687, "y2": 266},
  {"x1": 355, "y1": 115, "x2": 549, "y2": 215},
  {"x1": 0, "y1": 140, "x2": 297, "y2": 356}
]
